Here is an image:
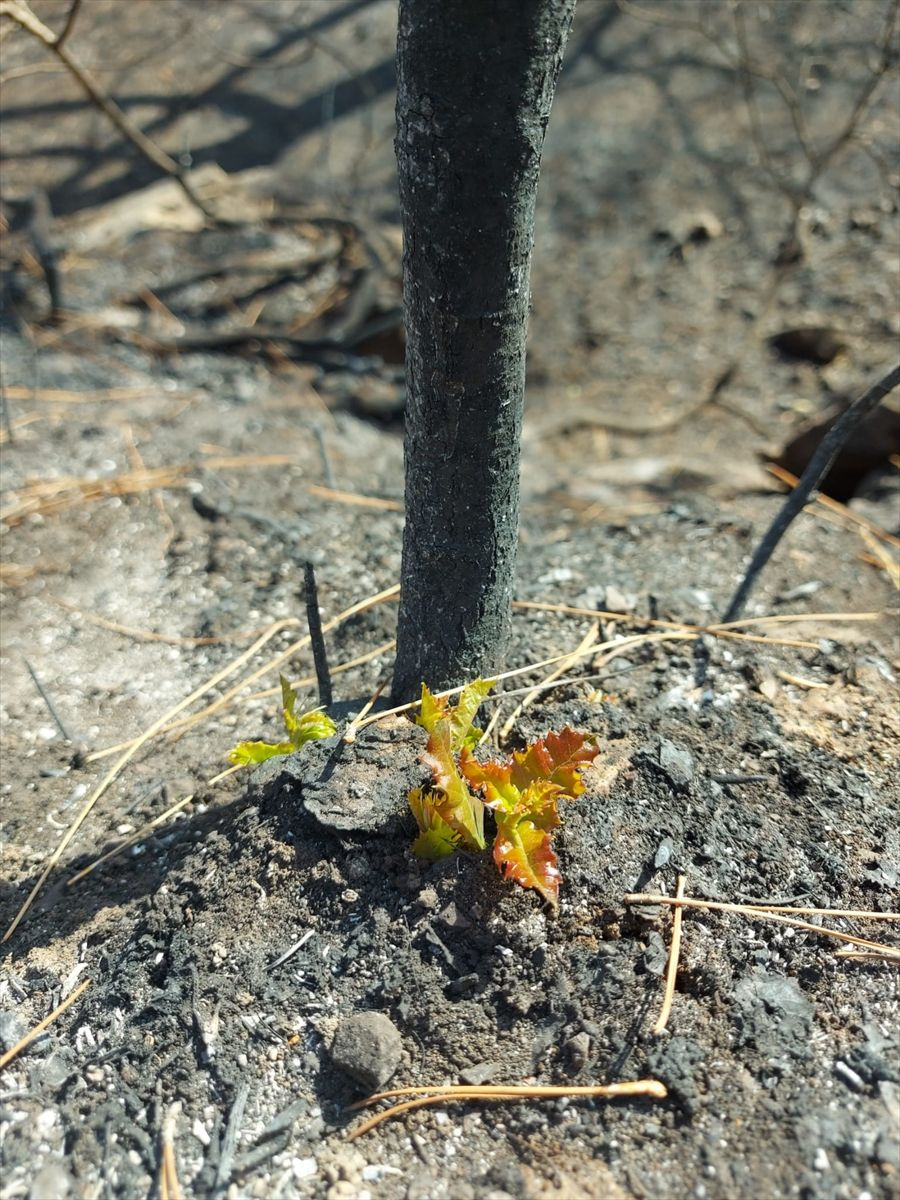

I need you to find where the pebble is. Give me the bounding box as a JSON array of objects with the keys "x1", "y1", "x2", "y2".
[
  {"x1": 658, "y1": 738, "x2": 694, "y2": 791},
  {"x1": 0, "y1": 1010, "x2": 29, "y2": 1052},
  {"x1": 331, "y1": 1012, "x2": 403, "y2": 1091},
  {"x1": 459, "y1": 1061, "x2": 498, "y2": 1085},
  {"x1": 292, "y1": 1158, "x2": 317, "y2": 1180},
  {"x1": 565, "y1": 1031, "x2": 592, "y2": 1071}
]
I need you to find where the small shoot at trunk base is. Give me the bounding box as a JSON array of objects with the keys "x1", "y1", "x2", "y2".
[
  {"x1": 228, "y1": 675, "x2": 336, "y2": 765},
  {"x1": 408, "y1": 682, "x2": 600, "y2": 905}
]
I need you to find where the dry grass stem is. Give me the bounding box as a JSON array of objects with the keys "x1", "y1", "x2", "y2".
[
  {"x1": 346, "y1": 1079, "x2": 668, "y2": 1139},
  {"x1": 0, "y1": 978, "x2": 90, "y2": 1070},
  {"x1": 1, "y1": 454, "x2": 294, "y2": 525},
  {"x1": 514, "y1": 599, "x2": 882, "y2": 636},
  {"x1": 49, "y1": 596, "x2": 276, "y2": 645},
  {"x1": 499, "y1": 622, "x2": 600, "y2": 740},
  {"x1": 88, "y1": 639, "x2": 397, "y2": 762},
  {"x1": 777, "y1": 670, "x2": 829, "y2": 689},
  {"x1": 834, "y1": 947, "x2": 900, "y2": 964},
  {"x1": 232, "y1": 640, "x2": 396, "y2": 707},
  {"x1": 159, "y1": 1105, "x2": 183, "y2": 1200},
  {"x1": 67, "y1": 795, "x2": 195, "y2": 886},
  {"x1": 767, "y1": 464, "x2": 900, "y2": 548},
  {"x1": 624, "y1": 893, "x2": 900, "y2": 957},
  {"x1": 353, "y1": 605, "x2": 871, "y2": 735},
  {"x1": 307, "y1": 484, "x2": 403, "y2": 511},
  {"x1": 859, "y1": 528, "x2": 900, "y2": 588},
  {"x1": 355, "y1": 631, "x2": 699, "y2": 734},
  {"x1": 343, "y1": 678, "x2": 389, "y2": 743},
  {"x1": 652, "y1": 874, "x2": 686, "y2": 1035},
  {"x1": 84, "y1": 596, "x2": 397, "y2": 764}
]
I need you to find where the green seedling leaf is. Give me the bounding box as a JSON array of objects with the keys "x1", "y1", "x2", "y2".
[
  {"x1": 416, "y1": 683, "x2": 447, "y2": 735},
  {"x1": 228, "y1": 740, "x2": 297, "y2": 766},
  {"x1": 419, "y1": 718, "x2": 486, "y2": 850},
  {"x1": 408, "y1": 787, "x2": 461, "y2": 860},
  {"x1": 280, "y1": 675, "x2": 337, "y2": 747},
  {"x1": 227, "y1": 675, "x2": 336, "y2": 766},
  {"x1": 416, "y1": 679, "x2": 494, "y2": 750}
]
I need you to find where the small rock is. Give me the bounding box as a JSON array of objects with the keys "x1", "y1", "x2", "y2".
[
  {"x1": 437, "y1": 901, "x2": 471, "y2": 930},
  {"x1": 416, "y1": 887, "x2": 439, "y2": 912},
  {"x1": 564, "y1": 1031, "x2": 591, "y2": 1071},
  {"x1": 659, "y1": 739, "x2": 694, "y2": 791},
  {"x1": 654, "y1": 837, "x2": 674, "y2": 869},
  {"x1": 0, "y1": 1010, "x2": 28, "y2": 1052},
  {"x1": 459, "y1": 1061, "x2": 498, "y2": 1086},
  {"x1": 603, "y1": 585, "x2": 636, "y2": 614},
  {"x1": 331, "y1": 1012, "x2": 402, "y2": 1092}
]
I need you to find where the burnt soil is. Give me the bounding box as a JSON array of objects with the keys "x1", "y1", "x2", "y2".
[{"x1": 1, "y1": 4, "x2": 898, "y2": 1200}]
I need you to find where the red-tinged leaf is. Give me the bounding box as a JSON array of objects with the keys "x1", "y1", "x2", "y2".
[
  {"x1": 421, "y1": 719, "x2": 486, "y2": 849},
  {"x1": 509, "y1": 727, "x2": 600, "y2": 796},
  {"x1": 459, "y1": 750, "x2": 519, "y2": 810},
  {"x1": 408, "y1": 787, "x2": 460, "y2": 860},
  {"x1": 492, "y1": 787, "x2": 564, "y2": 906}
]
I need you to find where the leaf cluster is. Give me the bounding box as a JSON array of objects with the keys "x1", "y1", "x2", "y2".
[
  {"x1": 228, "y1": 676, "x2": 336, "y2": 766},
  {"x1": 408, "y1": 682, "x2": 599, "y2": 905}
]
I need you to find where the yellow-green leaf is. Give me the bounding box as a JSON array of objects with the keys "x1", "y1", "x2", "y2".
[
  {"x1": 421, "y1": 719, "x2": 486, "y2": 849},
  {"x1": 448, "y1": 678, "x2": 494, "y2": 750},
  {"x1": 416, "y1": 679, "x2": 494, "y2": 750},
  {"x1": 291, "y1": 708, "x2": 337, "y2": 746},
  {"x1": 408, "y1": 786, "x2": 460, "y2": 860},
  {"x1": 416, "y1": 683, "x2": 447, "y2": 735},
  {"x1": 493, "y1": 805, "x2": 562, "y2": 906},
  {"x1": 228, "y1": 740, "x2": 296, "y2": 766}
]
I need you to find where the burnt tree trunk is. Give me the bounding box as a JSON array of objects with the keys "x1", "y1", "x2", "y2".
[{"x1": 391, "y1": 0, "x2": 575, "y2": 702}]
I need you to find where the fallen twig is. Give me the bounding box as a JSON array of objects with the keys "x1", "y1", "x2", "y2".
[
  {"x1": 0, "y1": 978, "x2": 90, "y2": 1070},
  {"x1": 346, "y1": 1078, "x2": 667, "y2": 1140},
  {"x1": 652, "y1": 874, "x2": 686, "y2": 1035},
  {"x1": 304, "y1": 561, "x2": 333, "y2": 708},
  {"x1": 624, "y1": 892, "x2": 900, "y2": 959},
  {"x1": 0, "y1": 0, "x2": 217, "y2": 222}
]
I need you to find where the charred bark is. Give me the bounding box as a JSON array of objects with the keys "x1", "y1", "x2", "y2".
[{"x1": 391, "y1": 0, "x2": 575, "y2": 702}]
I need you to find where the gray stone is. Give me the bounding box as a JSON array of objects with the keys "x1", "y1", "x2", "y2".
[
  {"x1": 331, "y1": 1012, "x2": 402, "y2": 1092},
  {"x1": 658, "y1": 738, "x2": 694, "y2": 791},
  {"x1": 255, "y1": 717, "x2": 428, "y2": 836},
  {"x1": 459, "y1": 1061, "x2": 499, "y2": 1085},
  {"x1": 0, "y1": 1010, "x2": 28, "y2": 1052}
]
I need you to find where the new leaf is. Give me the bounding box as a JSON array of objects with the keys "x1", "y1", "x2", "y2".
[
  {"x1": 408, "y1": 787, "x2": 461, "y2": 860},
  {"x1": 227, "y1": 674, "x2": 336, "y2": 766},
  {"x1": 416, "y1": 679, "x2": 494, "y2": 750},
  {"x1": 491, "y1": 779, "x2": 564, "y2": 906},
  {"x1": 420, "y1": 718, "x2": 486, "y2": 850}
]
